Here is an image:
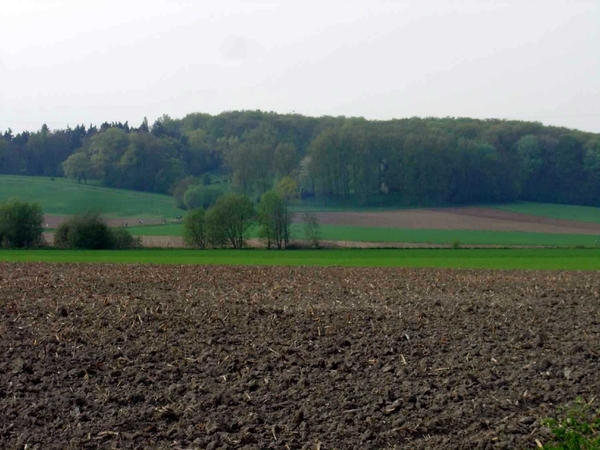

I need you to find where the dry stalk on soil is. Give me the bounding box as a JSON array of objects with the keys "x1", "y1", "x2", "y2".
[{"x1": 0, "y1": 263, "x2": 599, "y2": 449}]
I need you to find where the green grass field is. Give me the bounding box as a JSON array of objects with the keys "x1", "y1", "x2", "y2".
[
  {"x1": 128, "y1": 223, "x2": 600, "y2": 247},
  {"x1": 0, "y1": 175, "x2": 184, "y2": 219},
  {"x1": 1, "y1": 248, "x2": 599, "y2": 270},
  {"x1": 314, "y1": 225, "x2": 599, "y2": 247}
]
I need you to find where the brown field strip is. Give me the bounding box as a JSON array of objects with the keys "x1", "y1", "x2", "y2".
[{"x1": 300, "y1": 207, "x2": 600, "y2": 234}]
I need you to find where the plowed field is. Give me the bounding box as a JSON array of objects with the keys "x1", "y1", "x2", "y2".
[
  {"x1": 1, "y1": 264, "x2": 599, "y2": 450},
  {"x1": 303, "y1": 207, "x2": 600, "y2": 234}
]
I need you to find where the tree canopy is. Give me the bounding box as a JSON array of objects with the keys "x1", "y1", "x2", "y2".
[{"x1": 2, "y1": 111, "x2": 600, "y2": 207}]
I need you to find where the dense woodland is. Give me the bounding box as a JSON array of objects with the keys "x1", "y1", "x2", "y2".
[{"x1": 1, "y1": 111, "x2": 600, "y2": 207}]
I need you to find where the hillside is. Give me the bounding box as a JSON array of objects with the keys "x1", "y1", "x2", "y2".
[
  {"x1": 2, "y1": 111, "x2": 600, "y2": 210},
  {"x1": 0, "y1": 175, "x2": 183, "y2": 219}
]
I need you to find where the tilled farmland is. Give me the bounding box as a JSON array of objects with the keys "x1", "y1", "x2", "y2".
[{"x1": 1, "y1": 263, "x2": 599, "y2": 450}]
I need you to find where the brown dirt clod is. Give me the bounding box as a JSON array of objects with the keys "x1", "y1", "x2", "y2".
[{"x1": 0, "y1": 263, "x2": 599, "y2": 449}]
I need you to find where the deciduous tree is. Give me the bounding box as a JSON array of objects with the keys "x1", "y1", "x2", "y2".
[
  {"x1": 206, "y1": 193, "x2": 255, "y2": 249},
  {"x1": 257, "y1": 191, "x2": 286, "y2": 249},
  {"x1": 62, "y1": 152, "x2": 93, "y2": 183},
  {"x1": 183, "y1": 208, "x2": 207, "y2": 248}
]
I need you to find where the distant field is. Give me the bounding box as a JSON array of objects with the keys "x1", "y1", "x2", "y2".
[
  {"x1": 293, "y1": 199, "x2": 600, "y2": 221},
  {"x1": 128, "y1": 222, "x2": 600, "y2": 247},
  {"x1": 0, "y1": 175, "x2": 183, "y2": 219},
  {"x1": 316, "y1": 225, "x2": 600, "y2": 247},
  {"x1": 1, "y1": 248, "x2": 600, "y2": 270},
  {"x1": 494, "y1": 201, "x2": 600, "y2": 224},
  {"x1": 4, "y1": 175, "x2": 600, "y2": 247},
  {"x1": 129, "y1": 223, "x2": 184, "y2": 236}
]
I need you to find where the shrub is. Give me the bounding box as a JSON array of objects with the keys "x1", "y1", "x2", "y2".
[
  {"x1": 111, "y1": 227, "x2": 142, "y2": 249},
  {"x1": 183, "y1": 208, "x2": 207, "y2": 248},
  {"x1": 54, "y1": 212, "x2": 139, "y2": 249},
  {"x1": 0, "y1": 198, "x2": 44, "y2": 248}
]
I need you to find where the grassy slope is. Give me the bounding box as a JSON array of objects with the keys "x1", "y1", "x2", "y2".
[
  {"x1": 1, "y1": 248, "x2": 600, "y2": 270},
  {"x1": 0, "y1": 175, "x2": 183, "y2": 219},
  {"x1": 128, "y1": 223, "x2": 600, "y2": 247}
]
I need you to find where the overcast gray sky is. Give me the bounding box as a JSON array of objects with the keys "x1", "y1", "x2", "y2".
[{"x1": 1, "y1": 0, "x2": 599, "y2": 133}]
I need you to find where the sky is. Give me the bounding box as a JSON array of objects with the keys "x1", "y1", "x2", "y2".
[{"x1": 1, "y1": 0, "x2": 599, "y2": 133}]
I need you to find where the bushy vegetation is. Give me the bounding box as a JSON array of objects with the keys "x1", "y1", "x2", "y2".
[
  {"x1": 183, "y1": 193, "x2": 255, "y2": 249},
  {"x1": 183, "y1": 180, "x2": 298, "y2": 249},
  {"x1": 110, "y1": 227, "x2": 142, "y2": 250},
  {"x1": 182, "y1": 208, "x2": 206, "y2": 248},
  {"x1": 0, "y1": 198, "x2": 44, "y2": 248},
  {"x1": 183, "y1": 185, "x2": 221, "y2": 210},
  {"x1": 542, "y1": 398, "x2": 600, "y2": 450},
  {"x1": 54, "y1": 212, "x2": 140, "y2": 249},
  {"x1": 2, "y1": 111, "x2": 600, "y2": 208}
]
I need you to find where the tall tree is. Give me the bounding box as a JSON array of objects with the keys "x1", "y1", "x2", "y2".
[
  {"x1": 273, "y1": 142, "x2": 298, "y2": 179},
  {"x1": 276, "y1": 176, "x2": 298, "y2": 246},
  {"x1": 206, "y1": 193, "x2": 255, "y2": 249},
  {"x1": 183, "y1": 208, "x2": 207, "y2": 249},
  {"x1": 257, "y1": 190, "x2": 286, "y2": 249},
  {"x1": 62, "y1": 152, "x2": 93, "y2": 183}
]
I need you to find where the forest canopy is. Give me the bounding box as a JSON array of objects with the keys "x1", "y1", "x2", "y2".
[{"x1": 1, "y1": 111, "x2": 600, "y2": 207}]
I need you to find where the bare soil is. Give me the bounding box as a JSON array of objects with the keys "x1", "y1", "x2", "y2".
[
  {"x1": 42, "y1": 216, "x2": 166, "y2": 229},
  {"x1": 1, "y1": 263, "x2": 599, "y2": 449},
  {"x1": 296, "y1": 207, "x2": 600, "y2": 235}
]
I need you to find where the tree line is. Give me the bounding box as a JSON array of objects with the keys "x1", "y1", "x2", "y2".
[{"x1": 1, "y1": 111, "x2": 600, "y2": 207}]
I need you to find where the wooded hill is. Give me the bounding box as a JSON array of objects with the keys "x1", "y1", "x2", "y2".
[{"x1": 1, "y1": 111, "x2": 599, "y2": 207}]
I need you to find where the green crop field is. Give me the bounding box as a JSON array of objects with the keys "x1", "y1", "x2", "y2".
[
  {"x1": 494, "y1": 201, "x2": 600, "y2": 224},
  {"x1": 315, "y1": 225, "x2": 600, "y2": 247},
  {"x1": 127, "y1": 222, "x2": 600, "y2": 247},
  {"x1": 1, "y1": 248, "x2": 599, "y2": 270},
  {"x1": 0, "y1": 175, "x2": 184, "y2": 219}
]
